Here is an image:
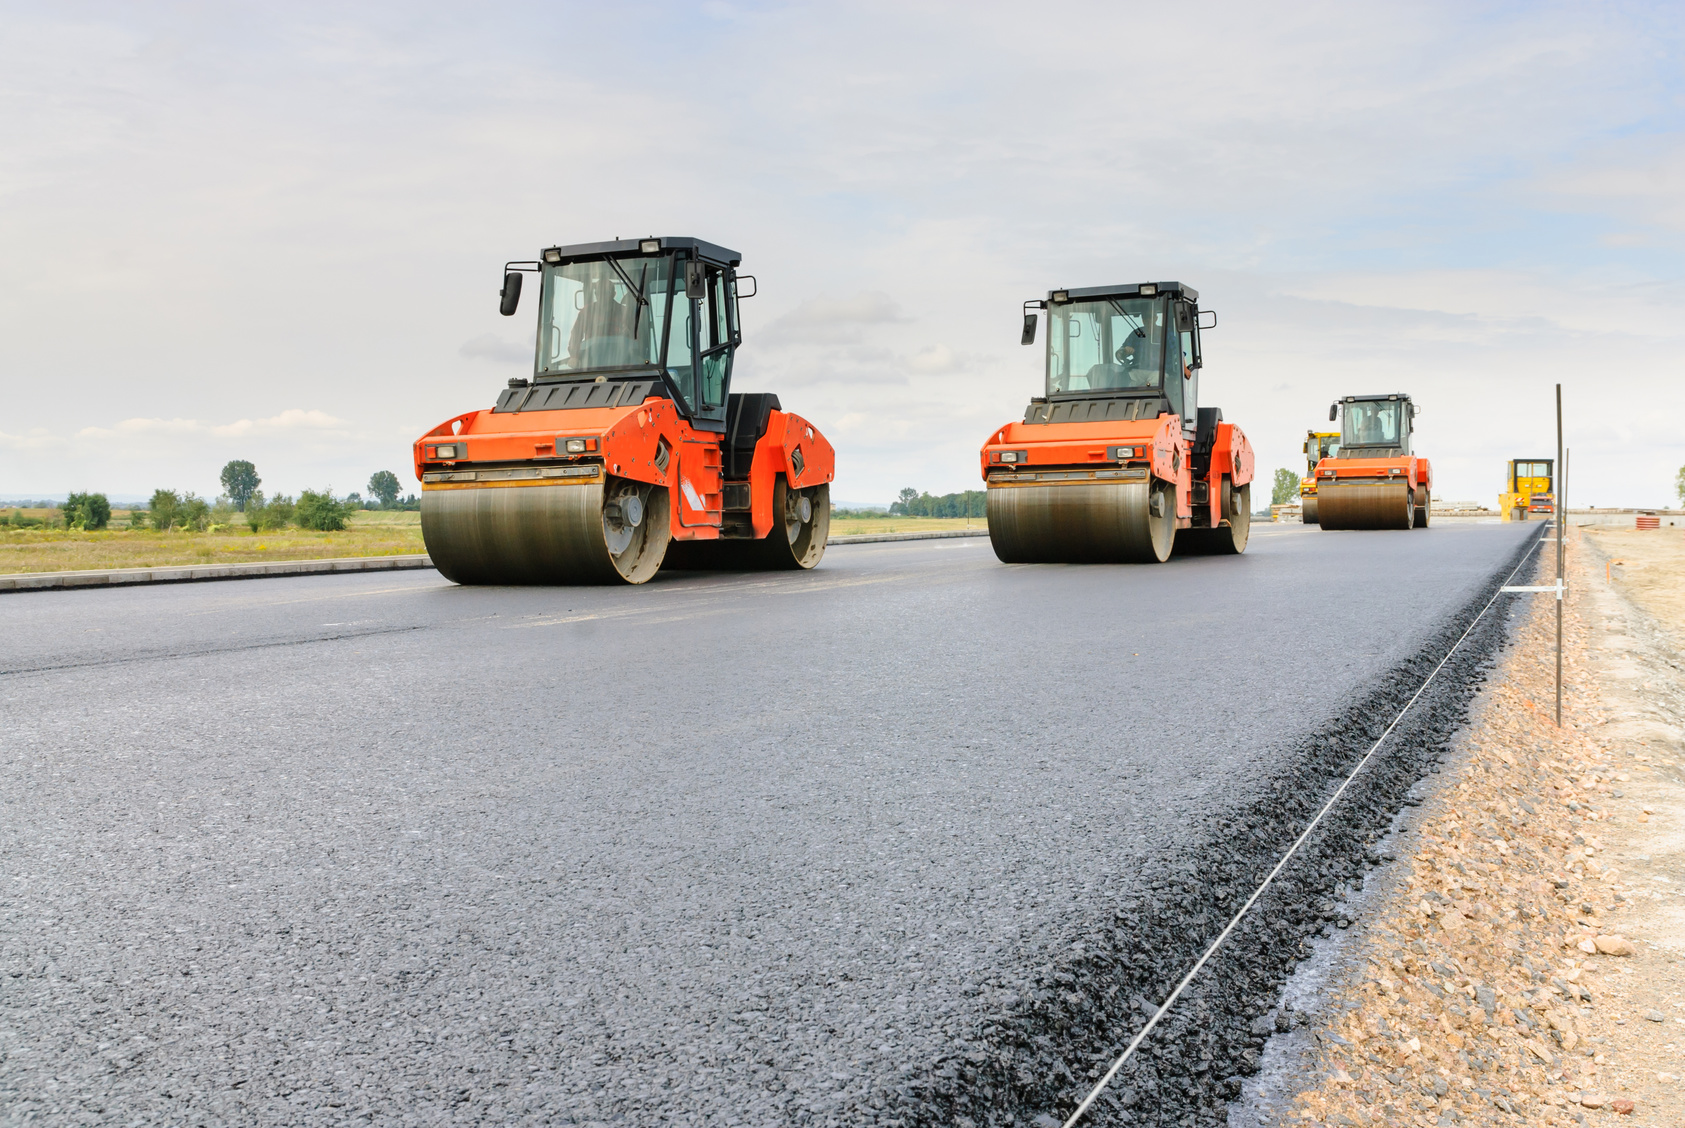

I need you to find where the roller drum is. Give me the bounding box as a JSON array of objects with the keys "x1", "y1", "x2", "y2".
[
  {"x1": 663, "y1": 481, "x2": 830, "y2": 572},
  {"x1": 1302, "y1": 496, "x2": 1319, "y2": 524},
  {"x1": 1316, "y1": 480, "x2": 1413, "y2": 530},
  {"x1": 987, "y1": 479, "x2": 1173, "y2": 563},
  {"x1": 422, "y1": 476, "x2": 672, "y2": 585}
]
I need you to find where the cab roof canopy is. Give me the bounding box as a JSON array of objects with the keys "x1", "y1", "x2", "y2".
[
  {"x1": 1048, "y1": 281, "x2": 1198, "y2": 303},
  {"x1": 538, "y1": 236, "x2": 742, "y2": 267},
  {"x1": 1342, "y1": 393, "x2": 1414, "y2": 403}
]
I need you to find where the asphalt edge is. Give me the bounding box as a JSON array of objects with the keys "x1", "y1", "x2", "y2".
[{"x1": 890, "y1": 525, "x2": 1549, "y2": 1128}]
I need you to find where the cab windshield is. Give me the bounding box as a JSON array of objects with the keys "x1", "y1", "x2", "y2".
[
  {"x1": 538, "y1": 255, "x2": 673, "y2": 376},
  {"x1": 1047, "y1": 297, "x2": 1164, "y2": 396},
  {"x1": 1342, "y1": 400, "x2": 1406, "y2": 448}
]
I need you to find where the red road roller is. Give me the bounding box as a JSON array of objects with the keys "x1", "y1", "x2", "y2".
[
  {"x1": 980, "y1": 281, "x2": 1255, "y2": 563},
  {"x1": 1314, "y1": 394, "x2": 1432, "y2": 530},
  {"x1": 415, "y1": 237, "x2": 835, "y2": 584}
]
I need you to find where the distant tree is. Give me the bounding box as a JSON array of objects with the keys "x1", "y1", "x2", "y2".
[
  {"x1": 1271, "y1": 468, "x2": 1300, "y2": 507},
  {"x1": 180, "y1": 494, "x2": 211, "y2": 532},
  {"x1": 296, "y1": 489, "x2": 352, "y2": 531},
  {"x1": 368, "y1": 470, "x2": 402, "y2": 509},
  {"x1": 62, "y1": 492, "x2": 112, "y2": 530},
  {"x1": 149, "y1": 489, "x2": 182, "y2": 530},
  {"x1": 220, "y1": 461, "x2": 261, "y2": 511},
  {"x1": 1676, "y1": 462, "x2": 1684, "y2": 505}
]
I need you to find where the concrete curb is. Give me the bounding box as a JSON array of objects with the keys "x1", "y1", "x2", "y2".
[
  {"x1": 825, "y1": 529, "x2": 990, "y2": 545},
  {"x1": 0, "y1": 554, "x2": 436, "y2": 593},
  {"x1": 0, "y1": 531, "x2": 993, "y2": 593}
]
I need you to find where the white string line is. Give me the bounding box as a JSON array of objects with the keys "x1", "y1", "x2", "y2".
[{"x1": 1059, "y1": 530, "x2": 1549, "y2": 1128}]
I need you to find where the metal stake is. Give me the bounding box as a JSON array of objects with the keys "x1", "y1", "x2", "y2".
[{"x1": 1556, "y1": 385, "x2": 1563, "y2": 726}]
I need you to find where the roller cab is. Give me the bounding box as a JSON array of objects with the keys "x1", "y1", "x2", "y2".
[
  {"x1": 1299, "y1": 430, "x2": 1340, "y2": 524},
  {"x1": 415, "y1": 237, "x2": 834, "y2": 585},
  {"x1": 1314, "y1": 394, "x2": 1432, "y2": 530},
  {"x1": 981, "y1": 281, "x2": 1255, "y2": 563}
]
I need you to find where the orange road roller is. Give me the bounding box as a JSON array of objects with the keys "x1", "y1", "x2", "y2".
[
  {"x1": 1314, "y1": 394, "x2": 1432, "y2": 530},
  {"x1": 414, "y1": 237, "x2": 834, "y2": 584},
  {"x1": 980, "y1": 281, "x2": 1255, "y2": 563}
]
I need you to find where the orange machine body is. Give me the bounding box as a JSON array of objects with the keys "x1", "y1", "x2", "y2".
[
  {"x1": 1311, "y1": 453, "x2": 1431, "y2": 497},
  {"x1": 980, "y1": 413, "x2": 1255, "y2": 529},
  {"x1": 414, "y1": 400, "x2": 835, "y2": 543}
]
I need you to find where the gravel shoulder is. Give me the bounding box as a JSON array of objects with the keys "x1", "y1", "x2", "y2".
[{"x1": 1275, "y1": 525, "x2": 1685, "y2": 1126}]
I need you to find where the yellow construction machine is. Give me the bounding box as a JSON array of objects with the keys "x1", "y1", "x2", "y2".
[
  {"x1": 1499, "y1": 459, "x2": 1554, "y2": 521},
  {"x1": 1299, "y1": 430, "x2": 1340, "y2": 524}
]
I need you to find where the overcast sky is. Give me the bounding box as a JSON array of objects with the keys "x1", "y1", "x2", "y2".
[{"x1": 2, "y1": 1, "x2": 1681, "y2": 507}]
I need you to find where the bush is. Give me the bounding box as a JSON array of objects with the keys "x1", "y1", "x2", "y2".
[
  {"x1": 245, "y1": 491, "x2": 295, "y2": 532},
  {"x1": 1271, "y1": 467, "x2": 1300, "y2": 507},
  {"x1": 179, "y1": 494, "x2": 211, "y2": 532},
  {"x1": 1, "y1": 509, "x2": 47, "y2": 529},
  {"x1": 296, "y1": 489, "x2": 352, "y2": 531},
  {"x1": 62, "y1": 492, "x2": 112, "y2": 530},
  {"x1": 149, "y1": 489, "x2": 182, "y2": 530}
]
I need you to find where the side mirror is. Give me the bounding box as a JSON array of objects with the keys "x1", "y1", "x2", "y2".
[
  {"x1": 1328, "y1": 403, "x2": 1338, "y2": 422},
  {"x1": 685, "y1": 261, "x2": 707, "y2": 300},
  {"x1": 1021, "y1": 313, "x2": 1038, "y2": 346},
  {"x1": 1196, "y1": 309, "x2": 1218, "y2": 330},
  {"x1": 499, "y1": 272, "x2": 522, "y2": 317}
]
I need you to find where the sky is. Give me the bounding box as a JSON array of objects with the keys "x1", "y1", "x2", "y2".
[{"x1": 1, "y1": 1, "x2": 1682, "y2": 508}]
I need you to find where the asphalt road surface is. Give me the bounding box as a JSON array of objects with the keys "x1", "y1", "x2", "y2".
[{"x1": 0, "y1": 521, "x2": 1537, "y2": 1127}]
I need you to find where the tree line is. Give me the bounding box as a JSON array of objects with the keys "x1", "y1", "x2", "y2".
[
  {"x1": 2, "y1": 462, "x2": 416, "y2": 533},
  {"x1": 888, "y1": 487, "x2": 985, "y2": 518}
]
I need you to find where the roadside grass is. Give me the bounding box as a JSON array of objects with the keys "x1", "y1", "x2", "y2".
[
  {"x1": 0, "y1": 509, "x2": 424, "y2": 575},
  {"x1": 0, "y1": 507, "x2": 980, "y2": 575}
]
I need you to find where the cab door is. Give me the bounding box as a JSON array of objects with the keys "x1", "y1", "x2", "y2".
[{"x1": 683, "y1": 260, "x2": 733, "y2": 434}]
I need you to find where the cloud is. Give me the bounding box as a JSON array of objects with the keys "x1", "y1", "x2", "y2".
[
  {"x1": 75, "y1": 409, "x2": 349, "y2": 440},
  {"x1": 760, "y1": 291, "x2": 911, "y2": 345},
  {"x1": 459, "y1": 333, "x2": 533, "y2": 363}
]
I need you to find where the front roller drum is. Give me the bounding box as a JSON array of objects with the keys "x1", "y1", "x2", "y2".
[
  {"x1": 1316, "y1": 480, "x2": 1413, "y2": 530},
  {"x1": 987, "y1": 479, "x2": 1175, "y2": 564},
  {"x1": 1302, "y1": 495, "x2": 1319, "y2": 525},
  {"x1": 662, "y1": 479, "x2": 830, "y2": 571},
  {"x1": 422, "y1": 475, "x2": 672, "y2": 585},
  {"x1": 1174, "y1": 481, "x2": 1251, "y2": 556}
]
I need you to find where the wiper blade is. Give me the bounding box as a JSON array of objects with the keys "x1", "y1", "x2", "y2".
[{"x1": 607, "y1": 258, "x2": 652, "y2": 339}]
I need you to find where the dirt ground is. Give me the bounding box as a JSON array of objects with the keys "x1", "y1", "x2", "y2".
[{"x1": 1284, "y1": 524, "x2": 1685, "y2": 1125}]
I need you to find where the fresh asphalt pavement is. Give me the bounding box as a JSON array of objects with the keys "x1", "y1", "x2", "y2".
[{"x1": 0, "y1": 521, "x2": 1536, "y2": 1126}]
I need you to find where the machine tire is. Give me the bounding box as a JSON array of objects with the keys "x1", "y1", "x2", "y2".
[
  {"x1": 1414, "y1": 493, "x2": 1430, "y2": 528},
  {"x1": 1302, "y1": 495, "x2": 1319, "y2": 525},
  {"x1": 662, "y1": 478, "x2": 829, "y2": 571},
  {"x1": 1174, "y1": 480, "x2": 1251, "y2": 556},
  {"x1": 422, "y1": 475, "x2": 672, "y2": 585},
  {"x1": 987, "y1": 478, "x2": 1173, "y2": 564}
]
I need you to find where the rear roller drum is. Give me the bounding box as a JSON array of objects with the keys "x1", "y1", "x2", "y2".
[
  {"x1": 1316, "y1": 480, "x2": 1413, "y2": 530},
  {"x1": 1174, "y1": 480, "x2": 1251, "y2": 556},
  {"x1": 662, "y1": 478, "x2": 829, "y2": 571},
  {"x1": 422, "y1": 474, "x2": 671, "y2": 585},
  {"x1": 987, "y1": 478, "x2": 1174, "y2": 564},
  {"x1": 1414, "y1": 493, "x2": 1430, "y2": 528},
  {"x1": 1302, "y1": 496, "x2": 1318, "y2": 525}
]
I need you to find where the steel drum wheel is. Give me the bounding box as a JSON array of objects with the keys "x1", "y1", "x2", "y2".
[
  {"x1": 422, "y1": 475, "x2": 672, "y2": 585},
  {"x1": 987, "y1": 479, "x2": 1173, "y2": 564},
  {"x1": 1174, "y1": 481, "x2": 1251, "y2": 556},
  {"x1": 1414, "y1": 493, "x2": 1430, "y2": 528},
  {"x1": 660, "y1": 478, "x2": 829, "y2": 572},
  {"x1": 1302, "y1": 496, "x2": 1319, "y2": 525},
  {"x1": 1315, "y1": 480, "x2": 1413, "y2": 530}
]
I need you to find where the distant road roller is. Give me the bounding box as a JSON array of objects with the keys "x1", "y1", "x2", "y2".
[
  {"x1": 1499, "y1": 458, "x2": 1554, "y2": 521},
  {"x1": 1314, "y1": 394, "x2": 1432, "y2": 530},
  {"x1": 414, "y1": 237, "x2": 835, "y2": 584},
  {"x1": 980, "y1": 281, "x2": 1255, "y2": 563},
  {"x1": 1299, "y1": 429, "x2": 1340, "y2": 524}
]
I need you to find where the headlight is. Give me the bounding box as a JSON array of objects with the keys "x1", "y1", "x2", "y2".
[
  {"x1": 557, "y1": 436, "x2": 598, "y2": 455},
  {"x1": 429, "y1": 443, "x2": 459, "y2": 459},
  {"x1": 541, "y1": 248, "x2": 562, "y2": 264},
  {"x1": 639, "y1": 239, "x2": 661, "y2": 253},
  {"x1": 992, "y1": 450, "x2": 1029, "y2": 465}
]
